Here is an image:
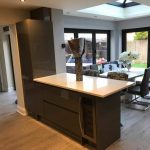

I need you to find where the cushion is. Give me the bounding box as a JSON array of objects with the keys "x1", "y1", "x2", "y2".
[
  {"x1": 102, "y1": 63, "x2": 119, "y2": 73},
  {"x1": 107, "y1": 72, "x2": 128, "y2": 80}
]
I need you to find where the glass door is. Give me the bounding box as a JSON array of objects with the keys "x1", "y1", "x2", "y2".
[
  {"x1": 96, "y1": 33, "x2": 108, "y2": 64},
  {"x1": 64, "y1": 29, "x2": 111, "y2": 66},
  {"x1": 126, "y1": 31, "x2": 148, "y2": 69}
]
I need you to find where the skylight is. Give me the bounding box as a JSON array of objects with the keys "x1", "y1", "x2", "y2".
[
  {"x1": 78, "y1": 3, "x2": 150, "y2": 20},
  {"x1": 117, "y1": 0, "x2": 132, "y2": 3},
  {"x1": 108, "y1": 0, "x2": 140, "y2": 8}
]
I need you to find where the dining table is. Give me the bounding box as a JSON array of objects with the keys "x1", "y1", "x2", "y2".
[{"x1": 99, "y1": 68, "x2": 145, "y2": 81}]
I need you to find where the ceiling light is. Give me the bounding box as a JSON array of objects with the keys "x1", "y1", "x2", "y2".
[{"x1": 20, "y1": 0, "x2": 25, "y2": 2}]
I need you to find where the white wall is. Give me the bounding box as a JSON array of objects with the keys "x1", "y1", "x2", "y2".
[
  {"x1": 116, "y1": 16, "x2": 150, "y2": 58},
  {"x1": 63, "y1": 15, "x2": 116, "y2": 30},
  {"x1": 63, "y1": 15, "x2": 118, "y2": 60},
  {"x1": 117, "y1": 16, "x2": 150, "y2": 30},
  {"x1": 52, "y1": 9, "x2": 66, "y2": 73},
  {"x1": 9, "y1": 25, "x2": 27, "y2": 115}
]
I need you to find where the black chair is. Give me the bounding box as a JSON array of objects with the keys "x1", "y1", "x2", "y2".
[
  {"x1": 135, "y1": 77, "x2": 150, "y2": 90},
  {"x1": 127, "y1": 67, "x2": 150, "y2": 111}
]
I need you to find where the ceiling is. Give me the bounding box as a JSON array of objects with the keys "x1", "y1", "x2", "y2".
[{"x1": 0, "y1": 0, "x2": 150, "y2": 21}]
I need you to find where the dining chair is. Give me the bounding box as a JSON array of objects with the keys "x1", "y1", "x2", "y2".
[
  {"x1": 83, "y1": 69, "x2": 99, "y2": 77},
  {"x1": 126, "y1": 67, "x2": 150, "y2": 111},
  {"x1": 107, "y1": 72, "x2": 129, "y2": 101},
  {"x1": 135, "y1": 76, "x2": 150, "y2": 91}
]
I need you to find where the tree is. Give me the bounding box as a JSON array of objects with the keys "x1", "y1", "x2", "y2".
[{"x1": 134, "y1": 32, "x2": 148, "y2": 40}]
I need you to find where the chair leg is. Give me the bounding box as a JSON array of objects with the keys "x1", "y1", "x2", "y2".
[
  {"x1": 143, "y1": 95, "x2": 150, "y2": 99},
  {"x1": 126, "y1": 103, "x2": 149, "y2": 111},
  {"x1": 136, "y1": 95, "x2": 150, "y2": 105},
  {"x1": 126, "y1": 94, "x2": 150, "y2": 111}
]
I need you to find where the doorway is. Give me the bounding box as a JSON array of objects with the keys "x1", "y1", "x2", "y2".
[
  {"x1": 0, "y1": 26, "x2": 17, "y2": 117},
  {"x1": 0, "y1": 26, "x2": 16, "y2": 92}
]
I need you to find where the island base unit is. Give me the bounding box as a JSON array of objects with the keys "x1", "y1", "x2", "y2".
[{"x1": 32, "y1": 82, "x2": 120, "y2": 150}]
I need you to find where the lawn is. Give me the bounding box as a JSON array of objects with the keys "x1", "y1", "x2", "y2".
[{"x1": 132, "y1": 63, "x2": 147, "y2": 68}]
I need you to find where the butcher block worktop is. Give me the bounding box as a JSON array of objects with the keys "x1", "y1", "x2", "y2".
[{"x1": 34, "y1": 73, "x2": 134, "y2": 98}]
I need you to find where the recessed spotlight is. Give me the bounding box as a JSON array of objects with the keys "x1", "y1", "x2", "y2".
[{"x1": 20, "y1": 0, "x2": 25, "y2": 2}]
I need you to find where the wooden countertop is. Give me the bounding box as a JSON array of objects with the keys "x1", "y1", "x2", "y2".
[{"x1": 34, "y1": 73, "x2": 135, "y2": 98}]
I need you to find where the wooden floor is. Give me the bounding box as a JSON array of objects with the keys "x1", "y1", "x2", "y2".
[{"x1": 1, "y1": 91, "x2": 150, "y2": 150}]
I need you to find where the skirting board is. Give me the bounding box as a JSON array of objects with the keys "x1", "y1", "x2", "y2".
[
  {"x1": 17, "y1": 105, "x2": 28, "y2": 116},
  {"x1": 8, "y1": 87, "x2": 15, "y2": 92}
]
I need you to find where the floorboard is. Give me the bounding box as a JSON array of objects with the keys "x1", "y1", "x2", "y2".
[{"x1": 1, "y1": 91, "x2": 150, "y2": 150}]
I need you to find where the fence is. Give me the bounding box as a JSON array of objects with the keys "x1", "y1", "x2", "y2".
[{"x1": 127, "y1": 40, "x2": 148, "y2": 64}]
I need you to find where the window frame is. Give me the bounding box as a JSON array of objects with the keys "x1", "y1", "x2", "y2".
[
  {"x1": 122, "y1": 27, "x2": 150, "y2": 67},
  {"x1": 64, "y1": 28, "x2": 111, "y2": 64}
]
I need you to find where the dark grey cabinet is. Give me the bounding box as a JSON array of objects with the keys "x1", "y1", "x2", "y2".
[
  {"x1": 16, "y1": 19, "x2": 56, "y2": 79},
  {"x1": 16, "y1": 19, "x2": 56, "y2": 116}
]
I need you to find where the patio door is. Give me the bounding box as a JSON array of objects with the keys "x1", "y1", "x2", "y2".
[
  {"x1": 122, "y1": 28, "x2": 150, "y2": 68},
  {"x1": 64, "y1": 29, "x2": 110, "y2": 65},
  {"x1": 95, "y1": 33, "x2": 109, "y2": 64}
]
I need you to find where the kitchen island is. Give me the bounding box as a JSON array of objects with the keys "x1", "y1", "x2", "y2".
[{"x1": 33, "y1": 73, "x2": 134, "y2": 150}]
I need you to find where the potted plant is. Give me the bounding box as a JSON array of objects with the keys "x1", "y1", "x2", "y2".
[{"x1": 119, "y1": 51, "x2": 139, "y2": 71}]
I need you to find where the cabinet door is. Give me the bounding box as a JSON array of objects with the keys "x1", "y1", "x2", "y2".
[
  {"x1": 26, "y1": 20, "x2": 56, "y2": 77},
  {"x1": 44, "y1": 84, "x2": 80, "y2": 113},
  {"x1": 43, "y1": 100, "x2": 81, "y2": 137},
  {"x1": 16, "y1": 19, "x2": 56, "y2": 79}
]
